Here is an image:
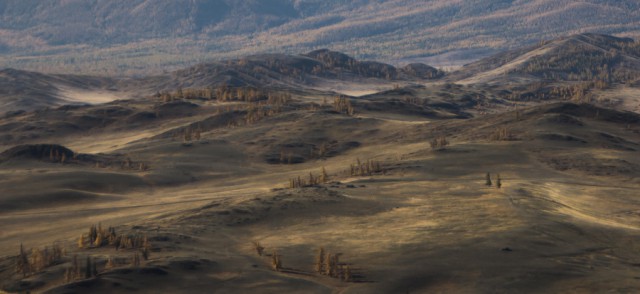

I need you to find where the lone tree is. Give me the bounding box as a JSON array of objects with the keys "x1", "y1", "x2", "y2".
[
  {"x1": 16, "y1": 243, "x2": 29, "y2": 277},
  {"x1": 85, "y1": 256, "x2": 92, "y2": 279},
  {"x1": 485, "y1": 172, "x2": 492, "y2": 186},
  {"x1": 343, "y1": 266, "x2": 352, "y2": 282},
  {"x1": 271, "y1": 251, "x2": 282, "y2": 271},
  {"x1": 321, "y1": 167, "x2": 329, "y2": 183},
  {"x1": 496, "y1": 174, "x2": 502, "y2": 189},
  {"x1": 315, "y1": 247, "x2": 325, "y2": 274},
  {"x1": 251, "y1": 241, "x2": 264, "y2": 256}
]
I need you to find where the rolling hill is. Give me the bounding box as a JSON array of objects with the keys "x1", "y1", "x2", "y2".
[
  {"x1": 5, "y1": 33, "x2": 640, "y2": 113},
  {"x1": 0, "y1": 49, "x2": 443, "y2": 112},
  {"x1": 1, "y1": 29, "x2": 640, "y2": 293}
]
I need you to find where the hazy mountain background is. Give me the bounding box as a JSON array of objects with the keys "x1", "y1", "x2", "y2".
[{"x1": 1, "y1": 0, "x2": 639, "y2": 75}]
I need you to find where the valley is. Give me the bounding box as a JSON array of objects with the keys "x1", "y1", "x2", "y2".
[{"x1": 1, "y1": 33, "x2": 640, "y2": 293}]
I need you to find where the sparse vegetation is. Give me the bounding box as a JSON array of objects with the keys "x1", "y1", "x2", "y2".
[
  {"x1": 333, "y1": 96, "x2": 355, "y2": 116},
  {"x1": 78, "y1": 223, "x2": 151, "y2": 256},
  {"x1": 315, "y1": 247, "x2": 355, "y2": 282},
  {"x1": 131, "y1": 252, "x2": 141, "y2": 267},
  {"x1": 271, "y1": 251, "x2": 282, "y2": 271},
  {"x1": 321, "y1": 167, "x2": 329, "y2": 183},
  {"x1": 430, "y1": 136, "x2": 449, "y2": 150},
  {"x1": 288, "y1": 167, "x2": 332, "y2": 189},
  {"x1": 344, "y1": 266, "x2": 352, "y2": 282},
  {"x1": 64, "y1": 255, "x2": 81, "y2": 283},
  {"x1": 15, "y1": 242, "x2": 65, "y2": 277},
  {"x1": 315, "y1": 247, "x2": 325, "y2": 274},
  {"x1": 489, "y1": 128, "x2": 515, "y2": 141},
  {"x1": 106, "y1": 257, "x2": 115, "y2": 269},
  {"x1": 518, "y1": 39, "x2": 640, "y2": 84},
  {"x1": 252, "y1": 241, "x2": 265, "y2": 256},
  {"x1": 486, "y1": 172, "x2": 493, "y2": 186},
  {"x1": 350, "y1": 158, "x2": 384, "y2": 177}
]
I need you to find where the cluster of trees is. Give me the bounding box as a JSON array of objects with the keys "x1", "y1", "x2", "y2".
[
  {"x1": 216, "y1": 85, "x2": 271, "y2": 103},
  {"x1": 430, "y1": 136, "x2": 449, "y2": 150},
  {"x1": 350, "y1": 159, "x2": 383, "y2": 177},
  {"x1": 549, "y1": 83, "x2": 593, "y2": 102},
  {"x1": 159, "y1": 87, "x2": 213, "y2": 102},
  {"x1": 178, "y1": 126, "x2": 203, "y2": 144},
  {"x1": 48, "y1": 147, "x2": 70, "y2": 164},
  {"x1": 14, "y1": 224, "x2": 149, "y2": 287},
  {"x1": 173, "y1": 90, "x2": 294, "y2": 144},
  {"x1": 119, "y1": 157, "x2": 148, "y2": 171},
  {"x1": 489, "y1": 127, "x2": 515, "y2": 141},
  {"x1": 62, "y1": 252, "x2": 144, "y2": 284},
  {"x1": 182, "y1": 101, "x2": 301, "y2": 137},
  {"x1": 244, "y1": 101, "x2": 287, "y2": 125},
  {"x1": 333, "y1": 96, "x2": 355, "y2": 116},
  {"x1": 288, "y1": 167, "x2": 329, "y2": 189},
  {"x1": 16, "y1": 243, "x2": 64, "y2": 278},
  {"x1": 519, "y1": 42, "x2": 639, "y2": 84},
  {"x1": 78, "y1": 223, "x2": 151, "y2": 258},
  {"x1": 279, "y1": 150, "x2": 295, "y2": 165},
  {"x1": 485, "y1": 172, "x2": 502, "y2": 189},
  {"x1": 158, "y1": 85, "x2": 294, "y2": 105},
  {"x1": 64, "y1": 255, "x2": 98, "y2": 282},
  {"x1": 315, "y1": 247, "x2": 352, "y2": 282},
  {"x1": 251, "y1": 241, "x2": 355, "y2": 282},
  {"x1": 507, "y1": 80, "x2": 609, "y2": 103},
  {"x1": 249, "y1": 241, "x2": 283, "y2": 271}
]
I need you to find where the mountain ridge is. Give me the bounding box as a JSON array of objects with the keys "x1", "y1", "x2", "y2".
[{"x1": 1, "y1": 0, "x2": 639, "y2": 75}]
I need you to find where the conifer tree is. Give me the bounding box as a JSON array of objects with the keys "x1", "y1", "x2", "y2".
[
  {"x1": 85, "y1": 256, "x2": 92, "y2": 278},
  {"x1": 315, "y1": 247, "x2": 325, "y2": 274},
  {"x1": 78, "y1": 234, "x2": 85, "y2": 249},
  {"x1": 271, "y1": 251, "x2": 282, "y2": 271},
  {"x1": 344, "y1": 266, "x2": 352, "y2": 282},
  {"x1": 486, "y1": 172, "x2": 492, "y2": 186},
  {"x1": 91, "y1": 257, "x2": 98, "y2": 277},
  {"x1": 17, "y1": 243, "x2": 29, "y2": 277},
  {"x1": 321, "y1": 167, "x2": 329, "y2": 183}
]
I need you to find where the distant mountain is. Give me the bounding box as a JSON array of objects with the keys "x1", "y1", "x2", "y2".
[
  {"x1": 0, "y1": 0, "x2": 639, "y2": 74},
  {"x1": 451, "y1": 34, "x2": 640, "y2": 85}
]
